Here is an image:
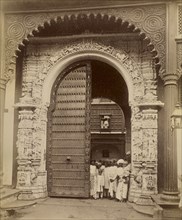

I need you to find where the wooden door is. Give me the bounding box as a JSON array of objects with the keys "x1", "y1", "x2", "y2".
[{"x1": 47, "y1": 62, "x2": 91, "y2": 198}]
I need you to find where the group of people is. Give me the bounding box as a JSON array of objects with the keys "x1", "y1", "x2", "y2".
[{"x1": 90, "y1": 152, "x2": 131, "y2": 202}]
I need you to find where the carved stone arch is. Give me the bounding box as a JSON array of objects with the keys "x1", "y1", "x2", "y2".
[
  {"x1": 40, "y1": 41, "x2": 145, "y2": 106},
  {"x1": 4, "y1": 4, "x2": 166, "y2": 82}
]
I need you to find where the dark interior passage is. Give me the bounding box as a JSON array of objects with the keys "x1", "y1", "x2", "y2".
[{"x1": 91, "y1": 60, "x2": 131, "y2": 118}]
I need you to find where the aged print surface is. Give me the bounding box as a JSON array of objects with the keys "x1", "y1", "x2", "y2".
[{"x1": 0, "y1": 0, "x2": 182, "y2": 219}]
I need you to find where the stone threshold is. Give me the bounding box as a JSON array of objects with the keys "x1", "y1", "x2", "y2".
[
  {"x1": 151, "y1": 194, "x2": 182, "y2": 219},
  {"x1": 1, "y1": 200, "x2": 37, "y2": 210}
]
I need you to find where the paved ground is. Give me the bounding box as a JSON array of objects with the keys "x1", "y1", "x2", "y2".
[{"x1": 7, "y1": 198, "x2": 154, "y2": 220}]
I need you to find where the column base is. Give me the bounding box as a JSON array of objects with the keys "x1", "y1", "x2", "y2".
[
  {"x1": 17, "y1": 186, "x2": 47, "y2": 200},
  {"x1": 161, "y1": 191, "x2": 180, "y2": 202}
]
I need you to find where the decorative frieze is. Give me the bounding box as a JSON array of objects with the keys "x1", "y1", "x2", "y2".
[
  {"x1": 3, "y1": 4, "x2": 166, "y2": 82},
  {"x1": 178, "y1": 4, "x2": 182, "y2": 35}
]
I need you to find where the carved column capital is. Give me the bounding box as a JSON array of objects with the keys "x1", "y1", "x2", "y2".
[{"x1": 162, "y1": 73, "x2": 180, "y2": 86}]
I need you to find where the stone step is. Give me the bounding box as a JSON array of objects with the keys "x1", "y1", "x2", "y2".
[
  {"x1": 0, "y1": 200, "x2": 37, "y2": 210},
  {"x1": 151, "y1": 194, "x2": 182, "y2": 219},
  {"x1": 132, "y1": 203, "x2": 155, "y2": 217},
  {"x1": 0, "y1": 200, "x2": 37, "y2": 218},
  {"x1": 151, "y1": 194, "x2": 179, "y2": 207},
  {"x1": 0, "y1": 188, "x2": 20, "y2": 206}
]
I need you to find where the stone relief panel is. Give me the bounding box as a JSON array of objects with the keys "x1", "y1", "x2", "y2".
[
  {"x1": 129, "y1": 106, "x2": 158, "y2": 202},
  {"x1": 16, "y1": 103, "x2": 48, "y2": 198},
  {"x1": 131, "y1": 105, "x2": 143, "y2": 162},
  {"x1": 16, "y1": 109, "x2": 34, "y2": 189},
  {"x1": 177, "y1": 42, "x2": 182, "y2": 78},
  {"x1": 178, "y1": 4, "x2": 182, "y2": 35},
  {"x1": 3, "y1": 4, "x2": 166, "y2": 81}
]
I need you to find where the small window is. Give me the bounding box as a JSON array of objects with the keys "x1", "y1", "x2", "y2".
[
  {"x1": 100, "y1": 115, "x2": 110, "y2": 129},
  {"x1": 102, "y1": 149, "x2": 109, "y2": 158}
]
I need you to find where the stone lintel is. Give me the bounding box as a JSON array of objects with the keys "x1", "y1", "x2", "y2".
[{"x1": 137, "y1": 102, "x2": 164, "y2": 110}]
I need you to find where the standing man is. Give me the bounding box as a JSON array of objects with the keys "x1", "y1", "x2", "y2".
[
  {"x1": 116, "y1": 159, "x2": 124, "y2": 201},
  {"x1": 124, "y1": 151, "x2": 131, "y2": 201},
  {"x1": 90, "y1": 160, "x2": 97, "y2": 199},
  {"x1": 108, "y1": 160, "x2": 117, "y2": 199},
  {"x1": 103, "y1": 161, "x2": 110, "y2": 198},
  {"x1": 122, "y1": 160, "x2": 130, "y2": 202}
]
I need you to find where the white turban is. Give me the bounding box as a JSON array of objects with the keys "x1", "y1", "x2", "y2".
[{"x1": 117, "y1": 159, "x2": 124, "y2": 165}]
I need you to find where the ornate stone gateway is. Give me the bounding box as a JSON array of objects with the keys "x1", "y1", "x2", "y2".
[
  {"x1": 14, "y1": 39, "x2": 163, "y2": 201},
  {"x1": 47, "y1": 62, "x2": 91, "y2": 197},
  {"x1": 1, "y1": 1, "x2": 181, "y2": 205}
]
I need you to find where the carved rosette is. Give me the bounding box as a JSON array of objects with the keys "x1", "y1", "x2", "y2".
[{"x1": 3, "y1": 4, "x2": 166, "y2": 82}]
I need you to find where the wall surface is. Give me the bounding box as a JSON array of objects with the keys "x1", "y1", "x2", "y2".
[{"x1": 3, "y1": 79, "x2": 15, "y2": 185}]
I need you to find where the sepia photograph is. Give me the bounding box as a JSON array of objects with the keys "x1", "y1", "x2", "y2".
[{"x1": 0, "y1": 0, "x2": 182, "y2": 219}]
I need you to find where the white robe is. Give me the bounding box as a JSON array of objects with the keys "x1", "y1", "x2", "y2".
[
  {"x1": 104, "y1": 167, "x2": 110, "y2": 189},
  {"x1": 90, "y1": 165, "x2": 97, "y2": 198},
  {"x1": 108, "y1": 166, "x2": 117, "y2": 197},
  {"x1": 116, "y1": 167, "x2": 124, "y2": 201},
  {"x1": 96, "y1": 168, "x2": 104, "y2": 193},
  {"x1": 122, "y1": 164, "x2": 131, "y2": 199}
]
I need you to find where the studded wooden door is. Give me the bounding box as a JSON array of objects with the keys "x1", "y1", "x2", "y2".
[{"x1": 47, "y1": 62, "x2": 91, "y2": 198}]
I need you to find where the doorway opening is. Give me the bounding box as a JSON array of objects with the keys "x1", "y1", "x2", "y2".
[
  {"x1": 47, "y1": 59, "x2": 130, "y2": 198},
  {"x1": 90, "y1": 97, "x2": 126, "y2": 162}
]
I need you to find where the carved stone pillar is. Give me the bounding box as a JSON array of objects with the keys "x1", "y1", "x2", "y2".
[
  {"x1": 171, "y1": 103, "x2": 182, "y2": 191},
  {"x1": 0, "y1": 78, "x2": 7, "y2": 189},
  {"x1": 129, "y1": 103, "x2": 163, "y2": 205},
  {"x1": 161, "y1": 74, "x2": 179, "y2": 201},
  {"x1": 16, "y1": 106, "x2": 35, "y2": 199},
  {"x1": 15, "y1": 102, "x2": 48, "y2": 200},
  {"x1": 161, "y1": 2, "x2": 180, "y2": 201}
]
